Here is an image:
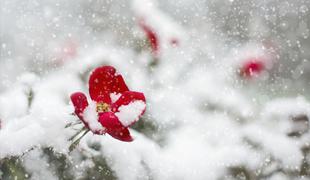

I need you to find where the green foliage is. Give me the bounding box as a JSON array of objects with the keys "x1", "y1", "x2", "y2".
[{"x1": 0, "y1": 157, "x2": 29, "y2": 180}]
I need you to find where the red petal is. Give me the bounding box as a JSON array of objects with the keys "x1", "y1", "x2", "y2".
[
  {"x1": 98, "y1": 112, "x2": 133, "y2": 142},
  {"x1": 89, "y1": 66, "x2": 129, "y2": 103},
  {"x1": 110, "y1": 91, "x2": 146, "y2": 127},
  {"x1": 70, "y1": 92, "x2": 88, "y2": 120},
  {"x1": 111, "y1": 91, "x2": 146, "y2": 113}
]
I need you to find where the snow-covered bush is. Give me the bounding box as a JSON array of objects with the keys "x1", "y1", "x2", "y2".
[{"x1": 0, "y1": 0, "x2": 310, "y2": 179}]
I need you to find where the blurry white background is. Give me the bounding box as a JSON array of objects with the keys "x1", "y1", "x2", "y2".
[{"x1": 0, "y1": 0, "x2": 310, "y2": 179}]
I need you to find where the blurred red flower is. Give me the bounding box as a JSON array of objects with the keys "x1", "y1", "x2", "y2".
[
  {"x1": 239, "y1": 58, "x2": 265, "y2": 79},
  {"x1": 139, "y1": 20, "x2": 159, "y2": 55}
]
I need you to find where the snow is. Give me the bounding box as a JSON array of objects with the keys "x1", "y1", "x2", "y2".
[
  {"x1": 1, "y1": 0, "x2": 310, "y2": 179},
  {"x1": 0, "y1": 70, "x2": 81, "y2": 157},
  {"x1": 23, "y1": 149, "x2": 56, "y2": 180},
  {"x1": 0, "y1": 85, "x2": 29, "y2": 121},
  {"x1": 243, "y1": 124, "x2": 303, "y2": 169},
  {"x1": 83, "y1": 101, "x2": 105, "y2": 133},
  {"x1": 110, "y1": 92, "x2": 121, "y2": 103},
  {"x1": 260, "y1": 97, "x2": 310, "y2": 134},
  {"x1": 115, "y1": 100, "x2": 146, "y2": 127}
]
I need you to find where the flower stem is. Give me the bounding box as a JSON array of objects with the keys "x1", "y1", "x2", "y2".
[
  {"x1": 69, "y1": 129, "x2": 90, "y2": 152},
  {"x1": 65, "y1": 121, "x2": 82, "y2": 128},
  {"x1": 68, "y1": 127, "x2": 87, "y2": 141}
]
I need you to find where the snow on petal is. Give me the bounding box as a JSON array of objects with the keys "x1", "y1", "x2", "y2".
[
  {"x1": 115, "y1": 100, "x2": 146, "y2": 127},
  {"x1": 110, "y1": 92, "x2": 122, "y2": 104},
  {"x1": 83, "y1": 101, "x2": 105, "y2": 133}
]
